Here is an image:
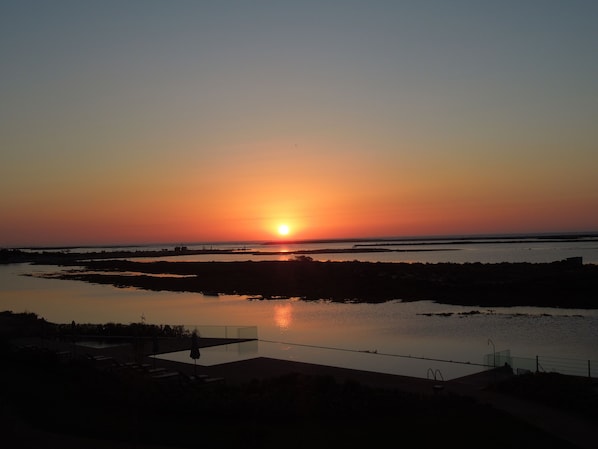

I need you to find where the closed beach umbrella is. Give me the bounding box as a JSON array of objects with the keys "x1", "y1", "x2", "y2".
[
  {"x1": 152, "y1": 333, "x2": 159, "y2": 368},
  {"x1": 190, "y1": 330, "x2": 200, "y2": 376}
]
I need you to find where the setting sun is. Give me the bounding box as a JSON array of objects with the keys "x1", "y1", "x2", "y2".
[{"x1": 277, "y1": 224, "x2": 290, "y2": 236}]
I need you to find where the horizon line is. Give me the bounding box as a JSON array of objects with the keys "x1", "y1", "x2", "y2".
[{"x1": 6, "y1": 230, "x2": 598, "y2": 251}]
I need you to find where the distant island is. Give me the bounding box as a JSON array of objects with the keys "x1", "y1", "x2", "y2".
[
  {"x1": 0, "y1": 246, "x2": 249, "y2": 264},
  {"x1": 35, "y1": 257, "x2": 598, "y2": 309}
]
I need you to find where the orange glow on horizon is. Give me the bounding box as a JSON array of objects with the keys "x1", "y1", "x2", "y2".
[{"x1": 2, "y1": 136, "x2": 597, "y2": 247}]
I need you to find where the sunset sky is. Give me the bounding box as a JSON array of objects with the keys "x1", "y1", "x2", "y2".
[{"x1": 2, "y1": 1, "x2": 597, "y2": 246}]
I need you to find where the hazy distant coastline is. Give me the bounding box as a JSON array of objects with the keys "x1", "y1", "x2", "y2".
[
  {"x1": 3, "y1": 232, "x2": 597, "y2": 265},
  {"x1": 0, "y1": 245, "x2": 454, "y2": 265}
]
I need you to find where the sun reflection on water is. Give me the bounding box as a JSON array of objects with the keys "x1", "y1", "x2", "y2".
[{"x1": 274, "y1": 303, "x2": 293, "y2": 331}]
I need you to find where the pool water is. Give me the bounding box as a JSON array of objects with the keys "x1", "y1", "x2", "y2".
[{"x1": 155, "y1": 340, "x2": 486, "y2": 380}]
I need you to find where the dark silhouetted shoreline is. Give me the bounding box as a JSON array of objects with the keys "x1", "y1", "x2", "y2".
[{"x1": 44, "y1": 258, "x2": 598, "y2": 308}]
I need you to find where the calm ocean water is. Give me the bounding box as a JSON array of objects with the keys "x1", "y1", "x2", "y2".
[{"x1": 3, "y1": 235, "x2": 598, "y2": 379}]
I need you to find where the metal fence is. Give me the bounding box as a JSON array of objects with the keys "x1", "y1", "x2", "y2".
[
  {"x1": 184, "y1": 325, "x2": 258, "y2": 339},
  {"x1": 484, "y1": 350, "x2": 595, "y2": 378}
]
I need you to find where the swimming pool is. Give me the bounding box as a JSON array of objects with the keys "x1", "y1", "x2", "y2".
[{"x1": 154, "y1": 339, "x2": 487, "y2": 380}]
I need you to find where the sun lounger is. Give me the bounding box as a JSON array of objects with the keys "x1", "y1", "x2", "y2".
[{"x1": 152, "y1": 371, "x2": 180, "y2": 381}]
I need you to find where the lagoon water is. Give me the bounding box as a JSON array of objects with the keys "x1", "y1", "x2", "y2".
[{"x1": 3, "y1": 236, "x2": 598, "y2": 379}]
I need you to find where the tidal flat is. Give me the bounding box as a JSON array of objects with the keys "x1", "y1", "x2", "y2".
[{"x1": 46, "y1": 258, "x2": 598, "y2": 308}]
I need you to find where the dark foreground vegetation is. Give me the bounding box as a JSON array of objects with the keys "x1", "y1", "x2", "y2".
[
  {"x1": 1, "y1": 355, "x2": 583, "y2": 449},
  {"x1": 51, "y1": 258, "x2": 598, "y2": 308},
  {"x1": 0, "y1": 310, "x2": 189, "y2": 340},
  {"x1": 1, "y1": 312, "x2": 585, "y2": 449}
]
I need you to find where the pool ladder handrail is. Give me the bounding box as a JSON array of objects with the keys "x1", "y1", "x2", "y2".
[{"x1": 427, "y1": 368, "x2": 444, "y2": 381}]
